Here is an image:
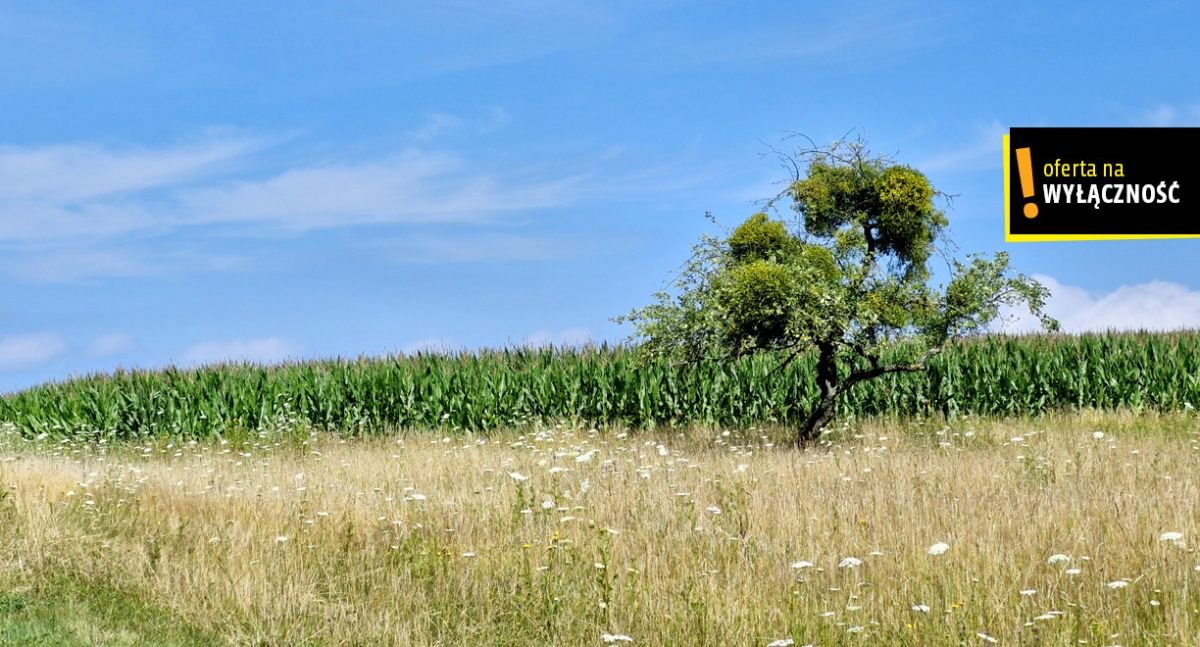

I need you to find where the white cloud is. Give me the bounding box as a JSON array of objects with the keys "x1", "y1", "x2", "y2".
[
  {"x1": 180, "y1": 337, "x2": 297, "y2": 366},
  {"x1": 87, "y1": 333, "x2": 134, "y2": 358},
  {"x1": 0, "y1": 332, "x2": 66, "y2": 371},
  {"x1": 0, "y1": 135, "x2": 261, "y2": 245},
  {"x1": 0, "y1": 137, "x2": 257, "y2": 203},
  {"x1": 523, "y1": 327, "x2": 593, "y2": 348},
  {"x1": 0, "y1": 138, "x2": 581, "y2": 246},
  {"x1": 0, "y1": 132, "x2": 586, "y2": 281},
  {"x1": 181, "y1": 151, "x2": 579, "y2": 232},
  {"x1": 997, "y1": 275, "x2": 1200, "y2": 333}
]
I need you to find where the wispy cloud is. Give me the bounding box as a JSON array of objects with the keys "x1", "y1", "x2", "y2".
[
  {"x1": 0, "y1": 131, "x2": 588, "y2": 280},
  {"x1": 0, "y1": 137, "x2": 258, "y2": 203},
  {"x1": 0, "y1": 135, "x2": 263, "y2": 245},
  {"x1": 180, "y1": 151, "x2": 581, "y2": 233},
  {"x1": 0, "y1": 138, "x2": 581, "y2": 244},
  {"x1": 180, "y1": 337, "x2": 298, "y2": 366},
  {"x1": 0, "y1": 332, "x2": 66, "y2": 371},
  {"x1": 998, "y1": 275, "x2": 1200, "y2": 333}
]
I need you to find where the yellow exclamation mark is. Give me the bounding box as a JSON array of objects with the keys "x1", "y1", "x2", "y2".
[{"x1": 1015, "y1": 147, "x2": 1038, "y2": 218}]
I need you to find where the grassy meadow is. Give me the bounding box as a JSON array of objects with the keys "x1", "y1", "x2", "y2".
[{"x1": 3, "y1": 410, "x2": 1200, "y2": 645}]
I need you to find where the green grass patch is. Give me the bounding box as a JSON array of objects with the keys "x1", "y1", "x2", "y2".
[{"x1": 0, "y1": 574, "x2": 217, "y2": 647}]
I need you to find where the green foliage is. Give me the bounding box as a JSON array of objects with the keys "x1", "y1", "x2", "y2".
[
  {"x1": 620, "y1": 139, "x2": 1055, "y2": 440},
  {"x1": 717, "y1": 260, "x2": 799, "y2": 352},
  {"x1": 626, "y1": 140, "x2": 1052, "y2": 366},
  {"x1": 790, "y1": 159, "x2": 946, "y2": 274},
  {"x1": 2, "y1": 332, "x2": 1200, "y2": 439},
  {"x1": 933, "y1": 252, "x2": 1057, "y2": 343},
  {"x1": 727, "y1": 212, "x2": 800, "y2": 263},
  {"x1": 0, "y1": 575, "x2": 216, "y2": 646}
]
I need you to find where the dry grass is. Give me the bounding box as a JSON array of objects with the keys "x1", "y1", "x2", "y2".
[{"x1": 3, "y1": 411, "x2": 1200, "y2": 646}]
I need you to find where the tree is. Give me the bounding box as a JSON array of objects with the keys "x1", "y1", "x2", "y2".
[{"x1": 618, "y1": 138, "x2": 1057, "y2": 445}]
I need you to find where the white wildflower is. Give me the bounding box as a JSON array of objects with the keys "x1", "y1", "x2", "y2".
[
  {"x1": 1047, "y1": 554, "x2": 1070, "y2": 565},
  {"x1": 1160, "y1": 531, "x2": 1184, "y2": 542},
  {"x1": 1065, "y1": 568, "x2": 1082, "y2": 576},
  {"x1": 705, "y1": 505, "x2": 722, "y2": 515},
  {"x1": 927, "y1": 542, "x2": 950, "y2": 556},
  {"x1": 1020, "y1": 589, "x2": 1037, "y2": 597},
  {"x1": 1092, "y1": 431, "x2": 1105, "y2": 440},
  {"x1": 600, "y1": 633, "x2": 633, "y2": 643},
  {"x1": 790, "y1": 561, "x2": 815, "y2": 570},
  {"x1": 765, "y1": 640, "x2": 794, "y2": 647},
  {"x1": 1107, "y1": 579, "x2": 1129, "y2": 589},
  {"x1": 838, "y1": 556, "x2": 862, "y2": 569},
  {"x1": 912, "y1": 604, "x2": 930, "y2": 613},
  {"x1": 508, "y1": 472, "x2": 529, "y2": 482},
  {"x1": 977, "y1": 632, "x2": 998, "y2": 643}
]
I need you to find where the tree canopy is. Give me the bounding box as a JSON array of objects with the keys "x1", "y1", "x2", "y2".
[{"x1": 619, "y1": 138, "x2": 1056, "y2": 444}]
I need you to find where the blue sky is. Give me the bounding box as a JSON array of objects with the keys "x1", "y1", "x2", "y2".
[{"x1": 3, "y1": 0, "x2": 1200, "y2": 392}]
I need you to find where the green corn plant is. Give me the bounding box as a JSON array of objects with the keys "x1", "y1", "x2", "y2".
[{"x1": 3, "y1": 333, "x2": 1200, "y2": 440}]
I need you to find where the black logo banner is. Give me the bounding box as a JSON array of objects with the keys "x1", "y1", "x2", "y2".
[{"x1": 1005, "y1": 127, "x2": 1197, "y2": 241}]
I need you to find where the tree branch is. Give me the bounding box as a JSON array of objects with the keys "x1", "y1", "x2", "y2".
[
  {"x1": 768, "y1": 343, "x2": 809, "y2": 377},
  {"x1": 838, "y1": 347, "x2": 941, "y2": 393}
]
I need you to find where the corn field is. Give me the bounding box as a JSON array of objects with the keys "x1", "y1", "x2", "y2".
[{"x1": 2, "y1": 332, "x2": 1199, "y2": 440}]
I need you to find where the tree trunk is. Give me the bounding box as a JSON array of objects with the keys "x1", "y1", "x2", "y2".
[{"x1": 795, "y1": 342, "x2": 839, "y2": 446}]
